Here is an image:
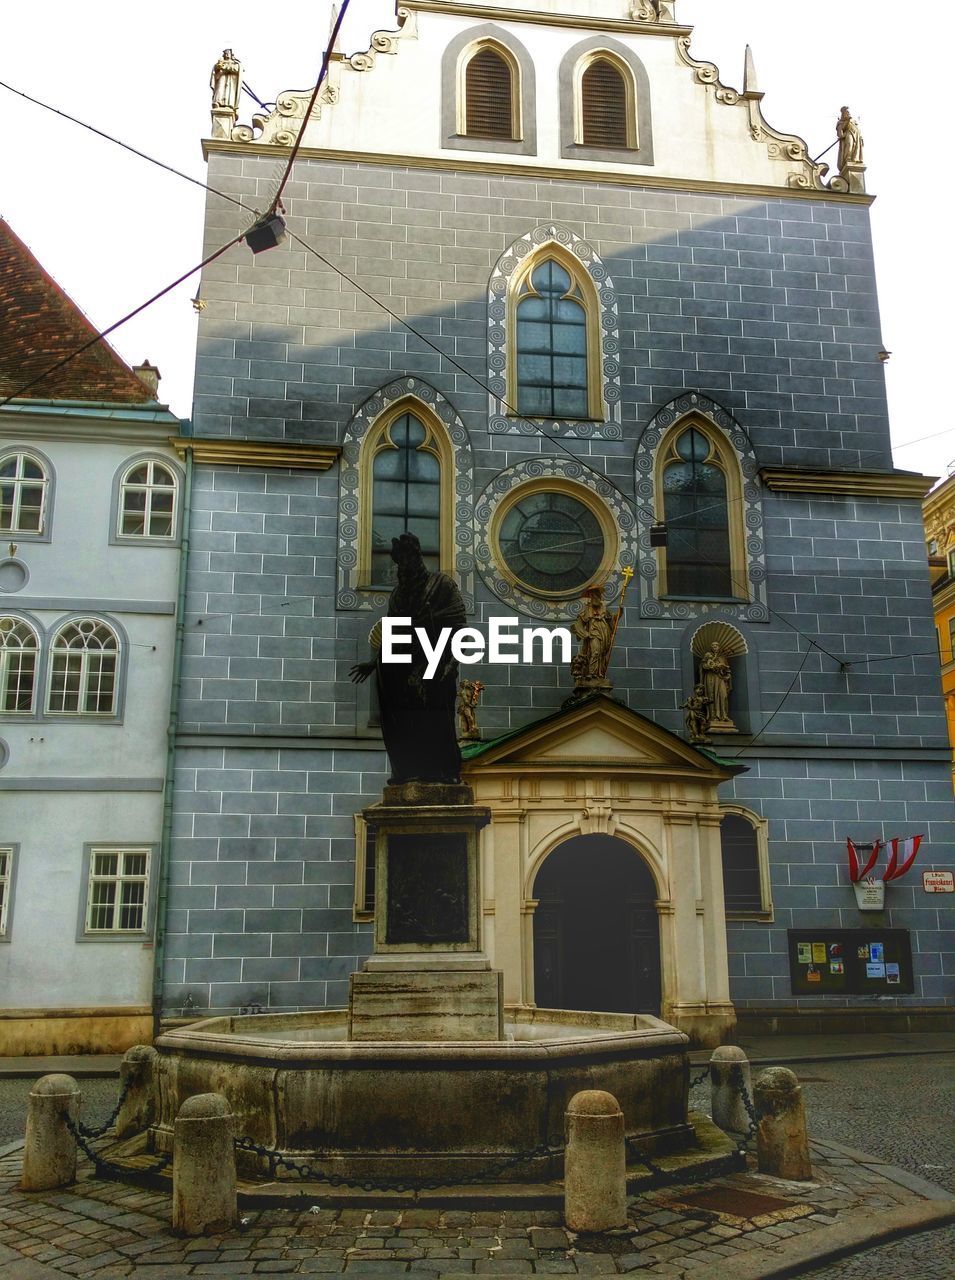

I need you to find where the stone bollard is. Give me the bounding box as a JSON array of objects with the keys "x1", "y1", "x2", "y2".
[
  {"x1": 754, "y1": 1067, "x2": 813, "y2": 1181},
  {"x1": 115, "y1": 1044, "x2": 159, "y2": 1140},
  {"x1": 172, "y1": 1093, "x2": 237, "y2": 1236},
  {"x1": 710, "y1": 1045, "x2": 753, "y2": 1136},
  {"x1": 564, "y1": 1089, "x2": 627, "y2": 1232},
  {"x1": 20, "y1": 1073, "x2": 81, "y2": 1191}
]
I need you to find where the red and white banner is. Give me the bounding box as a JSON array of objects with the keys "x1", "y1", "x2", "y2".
[
  {"x1": 847, "y1": 838, "x2": 880, "y2": 883},
  {"x1": 882, "y1": 835, "x2": 923, "y2": 882}
]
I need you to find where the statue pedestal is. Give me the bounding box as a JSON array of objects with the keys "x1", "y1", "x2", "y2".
[
  {"x1": 706, "y1": 718, "x2": 738, "y2": 735},
  {"x1": 348, "y1": 786, "x2": 499, "y2": 1041}
]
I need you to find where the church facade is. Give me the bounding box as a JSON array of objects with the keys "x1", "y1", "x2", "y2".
[{"x1": 163, "y1": 0, "x2": 953, "y2": 1044}]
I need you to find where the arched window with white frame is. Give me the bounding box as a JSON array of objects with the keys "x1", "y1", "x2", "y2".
[
  {"x1": 0, "y1": 452, "x2": 49, "y2": 535},
  {"x1": 47, "y1": 618, "x2": 120, "y2": 716},
  {"x1": 118, "y1": 458, "x2": 178, "y2": 538},
  {"x1": 719, "y1": 808, "x2": 772, "y2": 919},
  {"x1": 0, "y1": 617, "x2": 39, "y2": 714}
]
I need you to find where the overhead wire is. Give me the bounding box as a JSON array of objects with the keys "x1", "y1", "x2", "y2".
[{"x1": 0, "y1": 76, "x2": 936, "y2": 677}]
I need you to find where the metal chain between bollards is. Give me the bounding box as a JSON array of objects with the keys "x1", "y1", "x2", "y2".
[
  {"x1": 63, "y1": 1112, "x2": 170, "y2": 1181},
  {"x1": 730, "y1": 1062, "x2": 760, "y2": 1147},
  {"x1": 688, "y1": 1064, "x2": 710, "y2": 1090},
  {"x1": 74, "y1": 1070, "x2": 136, "y2": 1140},
  {"x1": 233, "y1": 1133, "x2": 563, "y2": 1193}
]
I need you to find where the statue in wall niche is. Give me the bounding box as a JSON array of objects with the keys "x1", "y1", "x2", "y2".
[
  {"x1": 457, "y1": 678, "x2": 485, "y2": 741},
  {"x1": 571, "y1": 586, "x2": 615, "y2": 686},
  {"x1": 681, "y1": 684, "x2": 711, "y2": 744},
  {"x1": 699, "y1": 642, "x2": 736, "y2": 732},
  {"x1": 211, "y1": 49, "x2": 241, "y2": 114},
  {"x1": 350, "y1": 533, "x2": 466, "y2": 785},
  {"x1": 836, "y1": 106, "x2": 864, "y2": 173}
]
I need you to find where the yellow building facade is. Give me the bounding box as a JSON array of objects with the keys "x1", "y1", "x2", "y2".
[{"x1": 923, "y1": 474, "x2": 955, "y2": 789}]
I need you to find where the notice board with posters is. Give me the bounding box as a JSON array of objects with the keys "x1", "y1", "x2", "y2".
[{"x1": 787, "y1": 929, "x2": 914, "y2": 995}]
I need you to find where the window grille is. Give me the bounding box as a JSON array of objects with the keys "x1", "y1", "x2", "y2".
[
  {"x1": 720, "y1": 814, "x2": 763, "y2": 914},
  {"x1": 516, "y1": 259, "x2": 589, "y2": 419},
  {"x1": 369, "y1": 413, "x2": 442, "y2": 586},
  {"x1": 48, "y1": 619, "x2": 119, "y2": 715},
  {"x1": 581, "y1": 59, "x2": 629, "y2": 148},
  {"x1": 86, "y1": 848, "x2": 150, "y2": 932},
  {"x1": 0, "y1": 618, "x2": 38, "y2": 713},
  {"x1": 662, "y1": 427, "x2": 733, "y2": 598},
  {"x1": 465, "y1": 47, "x2": 515, "y2": 139},
  {"x1": 0, "y1": 454, "x2": 47, "y2": 534},
  {"x1": 120, "y1": 460, "x2": 177, "y2": 537},
  {"x1": 0, "y1": 848, "x2": 11, "y2": 935}
]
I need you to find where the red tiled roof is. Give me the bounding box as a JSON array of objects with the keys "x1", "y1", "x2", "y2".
[{"x1": 0, "y1": 218, "x2": 153, "y2": 404}]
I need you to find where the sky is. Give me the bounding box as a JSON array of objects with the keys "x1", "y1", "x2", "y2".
[{"x1": 2, "y1": 1, "x2": 953, "y2": 480}]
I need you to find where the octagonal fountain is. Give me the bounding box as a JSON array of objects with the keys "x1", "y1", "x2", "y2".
[{"x1": 145, "y1": 780, "x2": 729, "y2": 1189}]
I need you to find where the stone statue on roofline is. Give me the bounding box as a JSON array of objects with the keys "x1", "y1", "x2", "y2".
[
  {"x1": 457, "y1": 679, "x2": 484, "y2": 742},
  {"x1": 210, "y1": 49, "x2": 241, "y2": 138},
  {"x1": 681, "y1": 684, "x2": 711, "y2": 744},
  {"x1": 830, "y1": 105, "x2": 866, "y2": 194}
]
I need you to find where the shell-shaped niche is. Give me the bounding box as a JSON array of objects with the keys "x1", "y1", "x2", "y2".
[{"x1": 690, "y1": 621, "x2": 747, "y2": 659}]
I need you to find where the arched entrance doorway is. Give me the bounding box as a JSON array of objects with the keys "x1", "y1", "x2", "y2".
[{"x1": 532, "y1": 835, "x2": 661, "y2": 1015}]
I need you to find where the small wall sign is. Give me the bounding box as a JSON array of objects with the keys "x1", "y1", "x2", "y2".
[
  {"x1": 852, "y1": 879, "x2": 885, "y2": 911},
  {"x1": 922, "y1": 871, "x2": 954, "y2": 893}
]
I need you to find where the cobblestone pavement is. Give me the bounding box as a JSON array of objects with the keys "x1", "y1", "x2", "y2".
[{"x1": 0, "y1": 1053, "x2": 951, "y2": 1278}]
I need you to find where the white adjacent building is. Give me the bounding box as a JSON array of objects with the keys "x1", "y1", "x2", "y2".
[{"x1": 0, "y1": 218, "x2": 182, "y2": 1055}]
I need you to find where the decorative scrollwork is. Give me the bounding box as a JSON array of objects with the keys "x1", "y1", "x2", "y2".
[{"x1": 349, "y1": 6, "x2": 417, "y2": 72}]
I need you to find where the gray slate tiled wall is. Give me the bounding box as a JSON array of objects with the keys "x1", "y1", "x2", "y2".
[{"x1": 164, "y1": 155, "x2": 954, "y2": 1013}]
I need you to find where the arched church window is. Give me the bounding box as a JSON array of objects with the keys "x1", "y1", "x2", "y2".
[
  {"x1": 719, "y1": 810, "x2": 771, "y2": 918},
  {"x1": 580, "y1": 57, "x2": 632, "y2": 148},
  {"x1": 514, "y1": 256, "x2": 597, "y2": 420},
  {"x1": 463, "y1": 45, "x2": 517, "y2": 140},
  {"x1": 361, "y1": 405, "x2": 452, "y2": 588},
  {"x1": 660, "y1": 425, "x2": 740, "y2": 599}
]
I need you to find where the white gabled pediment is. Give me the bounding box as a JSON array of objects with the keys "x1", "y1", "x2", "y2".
[{"x1": 465, "y1": 695, "x2": 740, "y2": 780}]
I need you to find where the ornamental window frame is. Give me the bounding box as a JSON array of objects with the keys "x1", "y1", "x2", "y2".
[
  {"x1": 488, "y1": 226, "x2": 622, "y2": 441},
  {"x1": 474, "y1": 457, "x2": 637, "y2": 622},
  {"x1": 357, "y1": 398, "x2": 454, "y2": 591},
  {"x1": 490, "y1": 478, "x2": 618, "y2": 603},
  {"x1": 46, "y1": 615, "x2": 124, "y2": 720},
  {"x1": 111, "y1": 453, "x2": 184, "y2": 545},
  {"x1": 338, "y1": 379, "x2": 476, "y2": 614},
  {"x1": 0, "y1": 448, "x2": 54, "y2": 542},
  {"x1": 441, "y1": 23, "x2": 537, "y2": 157},
  {"x1": 655, "y1": 416, "x2": 745, "y2": 603},
  {"x1": 635, "y1": 394, "x2": 768, "y2": 624},
  {"x1": 719, "y1": 806, "x2": 773, "y2": 922},
  {"x1": 575, "y1": 51, "x2": 638, "y2": 151},
  {"x1": 78, "y1": 844, "x2": 156, "y2": 940},
  {"x1": 0, "y1": 615, "x2": 41, "y2": 717},
  {"x1": 558, "y1": 36, "x2": 654, "y2": 166},
  {"x1": 459, "y1": 40, "x2": 521, "y2": 142},
  {"x1": 0, "y1": 844, "x2": 17, "y2": 941}
]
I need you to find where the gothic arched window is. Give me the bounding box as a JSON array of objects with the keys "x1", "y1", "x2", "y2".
[
  {"x1": 580, "y1": 57, "x2": 631, "y2": 148},
  {"x1": 360, "y1": 405, "x2": 452, "y2": 588},
  {"x1": 660, "y1": 425, "x2": 740, "y2": 600},
  {"x1": 514, "y1": 256, "x2": 598, "y2": 420},
  {"x1": 463, "y1": 44, "x2": 517, "y2": 140}
]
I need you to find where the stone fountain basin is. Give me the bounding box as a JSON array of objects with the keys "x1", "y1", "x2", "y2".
[{"x1": 153, "y1": 1007, "x2": 693, "y2": 1182}]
